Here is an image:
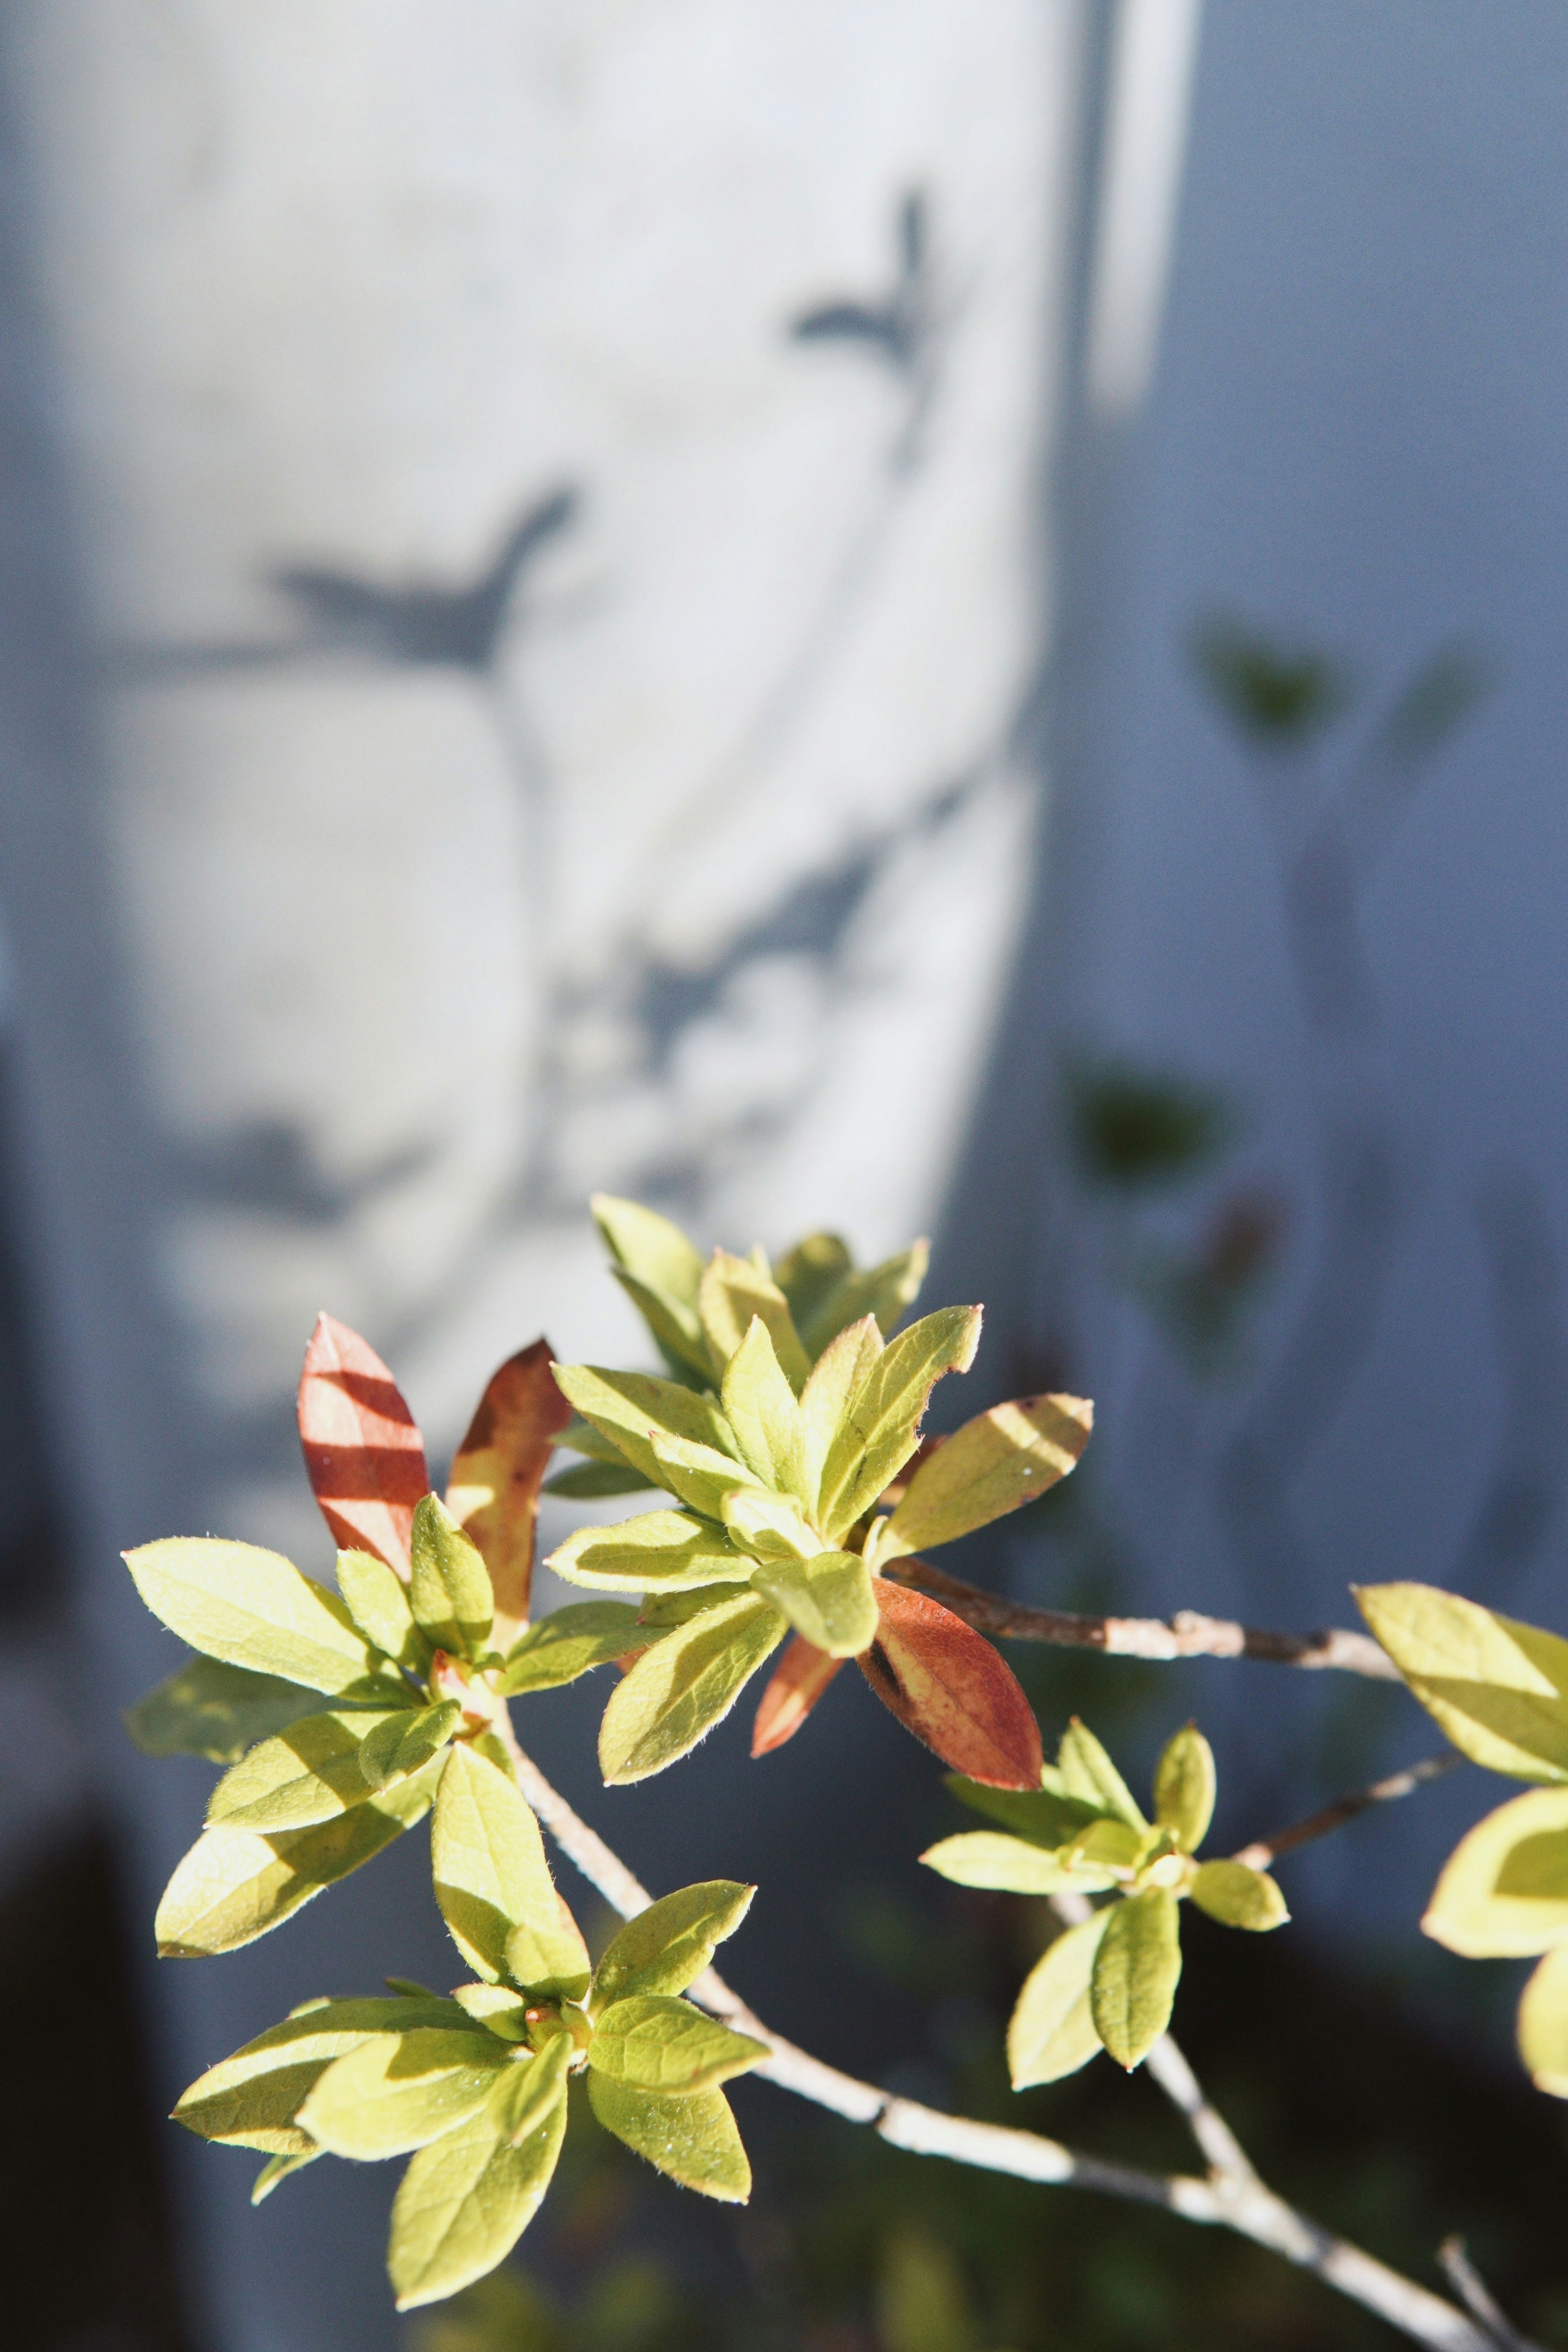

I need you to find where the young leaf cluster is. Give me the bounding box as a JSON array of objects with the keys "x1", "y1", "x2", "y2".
[
  {"x1": 173, "y1": 1737, "x2": 762, "y2": 2307},
  {"x1": 923, "y1": 1721, "x2": 1286, "y2": 2080},
  {"x1": 1359, "y1": 1581, "x2": 1568, "y2": 2097},
  {"x1": 548, "y1": 1197, "x2": 1090, "y2": 1788}
]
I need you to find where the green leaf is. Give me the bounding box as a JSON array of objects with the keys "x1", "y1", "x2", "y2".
[
  {"x1": 548, "y1": 1510, "x2": 742, "y2": 1594},
  {"x1": 882, "y1": 1393, "x2": 1092, "y2": 1558},
  {"x1": 698, "y1": 1251, "x2": 811, "y2": 1392},
  {"x1": 637, "y1": 1583, "x2": 752, "y2": 1630},
  {"x1": 799, "y1": 1316, "x2": 884, "y2": 1500},
  {"x1": 588, "y1": 1996, "x2": 766, "y2": 2093},
  {"x1": 592, "y1": 1881, "x2": 755, "y2": 2004},
  {"x1": 1355, "y1": 1582, "x2": 1568, "y2": 1781},
  {"x1": 125, "y1": 1538, "x2": 392, "y2": 1695},
  {"x1": 251, "y1": 2147, "x2": 322, "y2": 2204},
  {"x1": 299, "y1": 2027, "x2": 511, "y2": 2158},
  {"x1": 720, "y1": 1318, "x2": 811, "y2": 1502},
  {"x1": 599, "y1": 1592, "x2": 787, "y2": 1784},
  {"x1": 1062, "y1": 1817, "x2": 1143, "y2": 1874},
  {"x1": 174, "y1": 1993, "x2": 467, "y2": 2151},
  {"x1": 358, "y1": 1702, "x2": 464, "y2": 1790},
  {"x1": 609, "y1": 1269, "x2": 713, "y2": 1384},
  {"x1": 551, "y1": 1365, "x2": 741, "y2": 1490},
  {"x1": 816, "y1": 1306, "x2": 983, "y2": 1543},
  {"x1": 496, "y1": 1605, "x2": 643, "y2": 1694},
  {"x1": 749, "y1": 1552, "x2": 878, "y2": 1659},
  {"x1": 720, "y1": 1487, "x2": 820, "y2": 1562},
  {"x1": 453, "y1": 1984, "x2": 532, "y2": 2042},
  {"x1": 1422, "y1": 1786, "x2": 1568, "y2": 1957},
  {"x1": 1090, "y1": 1888, "x2": 1182, "y2": 2069},
  {"x1": 944, "y1": 1774, "x2": 1105, "y2": 1850},
  {"x1": 1058, "y1": 1721, "x2": 1146, "y2": 1830},
  {"x1": 795, "y1": 1241, "x2": 929, "y2": 1359},
  {"x1": 1189, "y1": 1860, "x2": 1288, "y2": 1931},
  {"x1": 1007, "y1": 1911, "x2": 1111, "y2": 2089},
  {"x1": 1153, "y1": 1726, "x2": 1216, "y2": 1854},
  {"x1": 123, "y1": 1657, "x2": 320, "y2": 1764},
  {"x1": 411, "y1": 1494, "x2": 494, "y2": 1661},
  {"x1": 542, "y1": 1461, "x2": 655, "y2": 1500},
  {"x1": 586, "y1": 2075, "x2": 749, "y2": 2202},
  {"x1": 920, "y1": 1832, "x2": 1116, "y2": 1897},
  {"x1": 337, "y1": 1548, "x2": 432, "y2": 1674},
  {"x1": 494, "y1": 2035, "x2": 572, "y2": 2144},
  {"x1": 592, "y1": 1193, "x2": 705, "y2": 1310},
  {"x1": 389, "y1": 2071, "x2": 567, "y2": 2310},
  {"x1": 156, "y1": 1760, "x2": 443, "y2": 1956},
  {"x1": 206, "y1": 1706, "x2": 404, "y2": 1833},
  {"x1": 1519, "y1": 1945, "x2": 1568, "y2": 2097},
  {"x1": 432, "y1": 1743, "x2": 590, "y2": 1997},
  {"x1": 774, "y1": 1232, "x2": 853, "y2": 1337},
  {"x1": 647, "y1": 1429, "x2": 764, "y2": 1519}
]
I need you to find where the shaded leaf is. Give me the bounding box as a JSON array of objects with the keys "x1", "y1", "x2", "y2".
[
  {"x1": 549, "y1": 1510, "x2": 742, "y2": 1594},
  {"x1": 1066, "y1": 1061, "x2": 1233, "y2": 1193},
  {"x1": 882, "y1": 1393, "x2": 1091, "y2": 1558},
  {"x1": 497, "y1": 1604, "x2": 644, "y2": 1694},
  {"x1": 720, "y1": 1318, "x2": 811, "y2": 1502},
  {"x1": 698, "y1": 1251, "x2": 811, "y2": 1392},
  {"x1": 586, "y1": 2075, "x2": 749, "y2": 2202},
  {"x1": 599, "y1": 1592, "x2": 787, "y2": 1785},
  {"x1": 647, "y1": 1429, "x2": 763, "y2": 1519},
  {"x1": 1518, "y1": 1944, "x2": 1568, "y2": 2097},
  {"x1": 1153, "y1": 1725, "x2": 1216, "y2": 1854},
  {"x1": 411, "y1": 1495, "x2": 494, "y2": 1661},
  {"x1": 445, "y1": 1341, "x2": 571, "y2": 1646},
  {"x1": 252, "y1": 2147, "x2": 321, "y2": 2204},
  {"x1": 795, "y1": 1242, "x2": 930, "y2": 1360},
  {"x1": 389, "y1": 2073, "x2": 567, "y2": 2310},
  {"x1": 921, "y1": 1832, "x2": 1115, "y2": 1897},
  {"x1": 1189, "y1": 1859, "x2": 1288, "y2": 1932},
  {"x1": 299, "y1": 2027, "x2": 510, "y2": 2158},
  {"x1": 592, "y1": 1881, "x2": 755, "y2": 2004},
  {"x1": 1090, "y1": 1888, "x2": 1182, "y2": 2069},
  {"x1": 207, "y1": 1706, "x2": 403, "y2": 1833},
  {"x1": 298, "y1": 1312, "x2": 430, "y2": 1575},
  {"x1": 174, "y1": 1993, "x2": 465, "y2": 2151},
  {"x1": 431, "y1": 1743, "x2": 589, "y2": 1997},
  {"x1": 551, "y1": 1364, "x2": 741, "y2": 1490},
  {"x1": 774, "y1": 1232, "x2": 853, "y2": 1337},
  {"x1": 817, "y1": 1306, "x2": 982, "y2": 1542},
  {"x1": 123, "y1": 1656, "x2": 319, "y2": 1765},
  {"x1": 542, "y1": 1460, "x2": 655, "y2": 1500},
  {"x1": 1422, "y1": 1786, "x2": 1568, "y2": 1957},
  {"x1": 1190, "y1": 621, "x2": 1347, "y2": 747},
  {"x1": 1355, "y1": 1582, "x2": 1568, "y2": 1781},
  {"x1": 125, "y1": 1538, "x2": 391, "y2": 1696},
  {"x1": 495, "y1": 2036, "x2": 572, "y2": 2145},
  {"x1": 588, "y1": 1996, "x2": 766, "y2": 2093},
  {"x1": 858, "y1": 1582, "x2": 1042, "y2": 1790},
  {"x1": 750, "y1": 1552, "x2": 878, "y2": 1659},
  {"x1": 1008, "y1": 1911, "x2": 1111, "y2": 2089},
  {"x1": 943, "y1": 1774, "x2": 1104, "y2": 1850},
  {"x1": 156, "y1": 1762, "x2": 443, "y2": 1956},
  {"x1": 337, "y1": 1548, "x2": 430, "y2": 1674},
  {"x1": 1058, "y1": 1720, "x2": 1146, "y2": 1830},
  {"x1": 453, "y1": 1984, "x2": 532, "y2": 2042},
  {"x1": 358, "y1": 1702, "x2": 463, "y2": 1790},
  {"x1": 751, "y1": 1636, "x2": 845, "y2": 1757}
]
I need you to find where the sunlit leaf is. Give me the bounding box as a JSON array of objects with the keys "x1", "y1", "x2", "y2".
[
  {"x1": 719, "y1": 1318, "x2": 811, "y2": 1502},
  {"x1": 452, "y1": 1984, "x2": 532, "y2": 2042},
  {"x1": 174, "y1": 1993, "x2": 466, "y2": 2151},
  {"x1": 410, "y1": 1495, "x2": 494, "y2": 1661},
  {"x1": 592, "y1": 1882, "x2": 755, "y2": 2004},
  {"x1": 207, "y1": 1706, "x2": 404, "y2": 1833},
  {"x1": 389, "y1": 2073, "x2": 567, "y2": 2310},
  {"x1": 549, "y1": 1510, "x2": 742, "y2": 1594},
  {"x1": 587, "y1": 1996, "x2": 767, "y2": 2093},
  {"x1": 336, "y1": 1548, "x2": 431, "y2": 1674},
  {"x1": 750, "y1": 1552, "x2": 878, "y2": 1659},
  {"x1": 431, "y1": 1743, "x2": 589, "y2": 1998},
  {"x1": 920, "y1": 1832, "x2": 1115, "y2": 1897},
  {"x1": 799, "y1": 1317, "x2": 884, "y2": 1504},
  {"x1": 445, "y1": 1341, "x2": 571, "y2": 1646},
  {"x1": 1008, "y1": 1912, "x2": 1111, "y2": 2089},
  {"x1": 586, "y1": 2075, "x2": 749, "y2": 2202},
  {"x1": 299, "y1": 2027, "x2": 511, "y2": 2159},
  {"x1": 647, "y1": 1428, "x2": 764, "y2": 1519},
  {"x1": 817, "y1": 1307, "x2": 982, "y2": 1542},
  {"x1": 358, "y1": 1702, "x2": 463, "y2": 1791},
  {"x1": 599, "y1": 1592, "x2": 787, "y2": 1784},
  {"x1": 592, "y1": 1194, "x2": 705, "y2": 1313},
  {"x1": 298, "y1": 1312, "x2": 430, "y2": 1576},
  {"x1": 858, "y1": 1582, "x2": 1042, "y2": 1789},
  {"x1": 123, "y1": 1656, "x2": 319, "y2": 1765},
  {"x1": 125, "y1": 1538, "x2": 392, "y2": 1696},
  {"x1": 551, "y1": 1364, "x2": 741, "y2": 1489},
  {"x1": 1422, "y1": 1786, "x2": 1568, "y2": 1957},
  {"x1": 698, "y1": 1251, "x2": 811, "y2": 1392},
  {"x1": 1152, "y1": 1725, "x2": 1216, "y2": 1855},
  {"x1": 795, "y1": 1242, "x2": 930, "y2": 1360},
  {"x1": 1189, "y1": 1860, "x2": 1288, "y2": 1931},
  {"x1": 1355, "y1": 1582, "x2": 1568, "y2": 1781},
  {"x1": 496, "y1": 1604, "x2": 644, "y2": 1694},
  {"x1": 1090, "y1": 1888, "x2": 1182, "y2": 2069},
  {"x1": 1518, "y1": 1944, "x2": 1568, "y2": 2097},
  {"x1": 750, "y1": 1636, "x2": 845, "y2": 1757},
  {"x1": 720, "y1": 1487, "x2": 820, "y2": 1562},
  {"x1": 882, "y1": 1393, "x2": 1092, "y2": 1558}
]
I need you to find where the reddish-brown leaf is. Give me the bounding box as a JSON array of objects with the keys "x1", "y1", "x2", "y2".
[
  {"x1": 445, "y1": 1339, "x2": 572, "y2": 1646},
  {"x1": 298, "y1": 1313, "x2": 430, "y2": 1578},
  {"x1": 858, "y1": 1581, "x2": 1043, "y2": 1789},
  {"x1": 751, "y1": 1636, "x2": 846, "y2": 1757}
]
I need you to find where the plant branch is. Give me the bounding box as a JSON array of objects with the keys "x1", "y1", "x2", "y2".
[
  {"x1": 884, "y1": 1554, "x2": 1400, "y2": 1679},
  {"x1": 502, "y1": 1719, "x2": 1531, "y2": 2352},
  {"x1": 1439, "y1": 2238, "x2": 1535, "y2": 2352},
  {"x1": 1232, "y1": 1750, "x2": 1461, "y2": 1870}
]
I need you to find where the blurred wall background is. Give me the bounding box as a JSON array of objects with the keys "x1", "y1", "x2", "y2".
[{"x1": 4, "y1": 3, "x2": 1568, "y2": 2349}]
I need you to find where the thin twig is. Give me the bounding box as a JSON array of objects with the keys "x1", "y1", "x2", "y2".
[
  {"x1": 1232, "y1": 1752, "x2": 1460, "y2": 1871},
  {"x1": 501, "y1": 1722, "x2": 1532, "y2": 2352},
  {"x1": 1439, "y1": 2238, "x2": 1535, "y2": 2352},
  {"x1": 883, "y1": 1554, "x2": 1400, "y2": 1679}
]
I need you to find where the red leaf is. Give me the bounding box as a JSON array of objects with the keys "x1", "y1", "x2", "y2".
[
  {"x1": 751, "y1": 1636, "x2": 846, "y2": 1757},
  {"x1": 298, "y1": 1313, "x2": 430, "y2": 1578},
  {"x1": 445, "y1": 1340, "x2": 572, "y2": 1645},
  {"x1": 857, "y1": 1581, "x2": 1042, "y2": 1789}
]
